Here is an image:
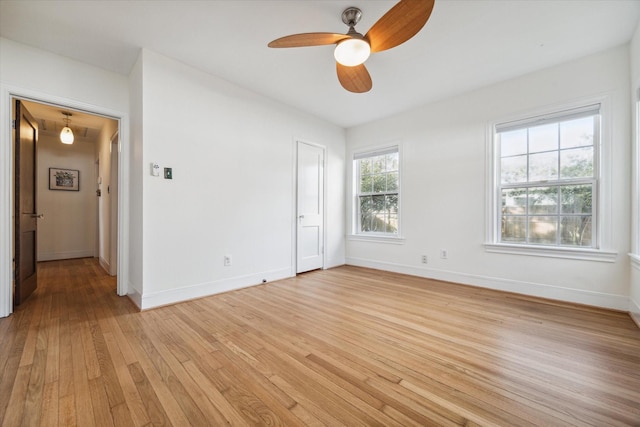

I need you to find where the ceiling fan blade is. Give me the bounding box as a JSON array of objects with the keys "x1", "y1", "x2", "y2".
[
  {"x1": 268, "y1": 33, "x2": 349, "y2": 48},
  {"x1": 336, "y1": 63, "x2": 372, "y2": 93},
  {"x1": 365, "y1": 0, "x2": 435, "y2": 53}
]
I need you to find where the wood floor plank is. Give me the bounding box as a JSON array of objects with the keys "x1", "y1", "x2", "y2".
[
  {"x1": 38, "y1": 380, "x2": 58, "y2": 427},
  {"x1": 1, "y1": 259, "x2": 639, "y2": 426},
  {"x1": 101, "y1": 332, "x2": 150, "y2": 427}
]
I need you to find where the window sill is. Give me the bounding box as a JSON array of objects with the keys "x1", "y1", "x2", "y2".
[
  {"x1": 484, "y1": 243, "x2": 617, "y2": 262},
  {"x1": 348, "y1": 234, "x2": 405, "y2": 245}
]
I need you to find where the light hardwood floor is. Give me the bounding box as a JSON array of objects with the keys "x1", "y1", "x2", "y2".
[{"x1": 1, "y1": 258, "x2": 639, "y2": 426}]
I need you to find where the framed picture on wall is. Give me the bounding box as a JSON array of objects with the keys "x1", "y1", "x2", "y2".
[{"x1": 49, "y1": 168, "x2": 79, "y2": 191}]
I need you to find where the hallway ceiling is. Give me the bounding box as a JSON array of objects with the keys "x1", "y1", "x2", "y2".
[
  {"x1": 21, "y1": 100, "x2": 114, "y2": 143},
  {"x1": 2, "y1": 1, "x2": 639, "y2": 128}
]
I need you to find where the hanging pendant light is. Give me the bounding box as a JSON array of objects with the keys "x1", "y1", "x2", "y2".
[{"x1": 60, "y1": 112, "x2": 74, "y2": 144}]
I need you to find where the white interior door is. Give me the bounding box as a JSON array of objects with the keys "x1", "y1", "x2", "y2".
[{"x1": 297, "y1": 141, "x2": 324, "y2": 273}]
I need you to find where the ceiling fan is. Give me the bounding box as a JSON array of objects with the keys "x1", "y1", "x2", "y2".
[{"x1": 268, "y1": 0, "x2": 435, "y2": 93}]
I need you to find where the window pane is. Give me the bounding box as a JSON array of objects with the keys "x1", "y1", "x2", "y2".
[
  {"x1": 371, "y1": 194, "x2": 386, "y2": 232},
  {"x1": 372, "y1": 195, "x2": 385, "y2": 213},
  {"x1": 373, "y1": 174, "x2": 386, "y2": 192},
  {"x1": 387, "y1": 172, "x2": 398, "y2": 191},
  {"x1": 359, "y1": 196, "x2": 372, "y2": 232},
  {"x1": 529, "y1": 187, "x2": 558, "y2": 215},
  {"x1": 529, "y1": 151, "x2": 558, "y2": 182},
  {"x1": 360, "y1": 173, "x2": 373, "y2": 193},
  {"x1": 501, "y1": 155, "x2": 527, "y2": 184},
  {"x1": 560, "y1": 117, "x2": 594, "y2": 149},
  {"x1": 561, "y1": 185, "x2": 592, "y2": 214},
  {"x1": 560, "y1": 147, "x2": 593, "y2": 179},
  {"x1": 528, "y1": 216, "x2": 557, "y2": 244},
  {"x1": 387, "y1": 214, "x2": 398, "y2": 233},
  {"x1": 502, "y1": 188, "x2": 527, "y2": 214},
  {"x1": 561, "y1": 216, "x2": 592, "y2": 246},
  {"x1": 387, "y1": 194, "x2": 398, "y2": 214},
  {"x1": 386, "y1": 153, "x2": 399, "y2": 171},
  {"x1": 501, "y1": 216, "x2": 526, "y2": 242},
  {"x1": 529, "y1": 123, "x2": 558, "y2": 153},
  {"x1": 372, "y1": 156, "x2": 385, "y2": 174},
  {"x1": 500, "y1": 129, "x2": 527, "y2": 157},
  {"x1": 360, "y1": 159, "x2": 372, "y2": 175}
]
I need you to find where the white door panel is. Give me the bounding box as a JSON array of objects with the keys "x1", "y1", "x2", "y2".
[{"x1": 297, "y1": 142, "x2": 324, "y2": 273}]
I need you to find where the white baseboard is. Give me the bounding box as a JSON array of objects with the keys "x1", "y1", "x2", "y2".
[
  {"x1": 99, "y1": 257, "x2": 110, "y2": 274},
  {"x1": 127, "y1": 286, "x2": 142, "y2": 310},
  {"x1": 345, "y1": 257, "x2": 629, "y2": 311},
  {"x1": 38, "y1": 250, "x2": 95, "y2": 262},
  {"x1": 630, "y1": 297, "x2": 640, "y2": 328},
  {"x1": 139, "y1": 267, "x2": 293, "y2": 311}
]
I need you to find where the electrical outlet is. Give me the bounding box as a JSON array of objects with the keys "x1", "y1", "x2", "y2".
[
  {"x1": 224, "y1": 255, "x2": 232, "y2": 266},
  {"x1": 421, "y1": 255, "x2": 428, "y2": 264},
  {"x1": 440, "y1": 249, "x2": 448, "y2": 259}
]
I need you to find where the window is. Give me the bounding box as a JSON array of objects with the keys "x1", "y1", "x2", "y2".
[
  {"x1": 495, "y1": 105, "x2": 599, "y2": 248},
  {"x1": 354, "y1": 146, "x2": 400, "y2": 236}
]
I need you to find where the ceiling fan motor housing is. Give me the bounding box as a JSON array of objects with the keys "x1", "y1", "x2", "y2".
[{"x1": 342, "y1": 7, "x2": 363, "y2": 27}]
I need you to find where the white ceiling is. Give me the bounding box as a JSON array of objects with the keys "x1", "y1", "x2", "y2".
[{"x1": 2, "y1": 1, "x2": 639, "y2": 128}]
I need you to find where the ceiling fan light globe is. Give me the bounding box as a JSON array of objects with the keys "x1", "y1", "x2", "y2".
[
  {"x1": 334, "y1": 38, "x2": 370, "y2": 67},
  {"x1": 60, "y1": 126, "x2": 74, "y2": 144}
]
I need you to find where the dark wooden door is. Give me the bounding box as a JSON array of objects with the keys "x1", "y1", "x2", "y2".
[{"x1": 14, "y1": 100, "x2": 39, "y2": 305}]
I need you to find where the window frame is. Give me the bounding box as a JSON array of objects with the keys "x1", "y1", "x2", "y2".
[
  {"x1": 350, "y1": 144, "x2": 404, "y2": 243},
  {"x1": 485, "y1": 99, "x2": 617, "y2": 262}
]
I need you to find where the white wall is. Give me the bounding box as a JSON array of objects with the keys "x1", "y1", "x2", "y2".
[
  {"x1": 131, "y1": 49, "x2": 345, "y2": 309},
  {"x1": 37, "y1": 134, "x2": 97, "y2": 261},
  {"x1": 629, "y1": 20, "x2": 640, "y2": 326},
  {"x1": 0, "y1": 37, "x2": 130, "y2": 317},
  {"x1": 346, "y1": 45, "x2": 632, "y2": 311}
]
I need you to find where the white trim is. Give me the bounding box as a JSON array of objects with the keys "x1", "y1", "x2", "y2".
[
  {"x1": 484, "y1": 243, "x2": 617, "y2": 262},
  {"x1": 345, "y1": 257, "x2": 629, "y2": 311},
  {"x1": 138, "y1": 267, "x2": 292, "y2": 310},
  {"x1": 0, "y1": 89, "x2": 12, "y2": 317},
  {"x1": 632, "y1": 94, "x2": 640, "y2": 256},
  {"x1": 485, "y1": 95, "x2": 615, "y2": 259},
  {"x1": 630, "y1": 294, "x2": 640, "y2": 329},
  {"x1": 99, "y1": 256, "x2": 111, "y2": 275},
  {"x1": 38, "y1": 250, "x2": 96, "y2": 262},
  {"x1": 0, "y1": 84, "x2": 130, "y2": 317},
  {"x1": 348, "y1": 234, "x2": 405, "y2": 244},
  {"x1": 630, "y1": 253, "x2": 640, "y2": 270}
]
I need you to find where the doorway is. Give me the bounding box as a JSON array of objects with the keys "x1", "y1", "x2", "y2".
[
  {"x1": 11, "y1": 97, "x2": 120, "y2": 306},
  {"x1": 296, "y1": 141, "x2": 325, "y2": 273}
]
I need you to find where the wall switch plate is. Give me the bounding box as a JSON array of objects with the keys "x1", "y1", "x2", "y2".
[
  {"x1": 224, "y1": 255, "x2": 232, "y2": 266},
  {"x1": 164, "y1": 167, "x2": 172, "y2": 179}
]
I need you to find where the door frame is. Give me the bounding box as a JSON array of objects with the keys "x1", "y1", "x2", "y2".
[
  {"x1": 0, "y1": 85, "x2": 130, "y2": 317},
  {"x1": 292, "y1": 139, "x2": 327, "y2": 274}
]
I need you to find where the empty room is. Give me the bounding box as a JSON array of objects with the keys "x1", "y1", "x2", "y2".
[{"x1": 1, "y1": 0, "x2": 639, "y2": 425}]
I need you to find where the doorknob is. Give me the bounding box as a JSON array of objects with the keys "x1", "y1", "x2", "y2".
[{"x1": 31, "y1": 213, "x2": 44, "y2": 219}]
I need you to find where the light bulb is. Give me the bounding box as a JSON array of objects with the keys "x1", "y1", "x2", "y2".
[
  {"x1": 334, "y1": 38, "x2": 370, "y2": 67},
  {"x1": 60, "y1": 126, "x2": 74, "y2": 144}
]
